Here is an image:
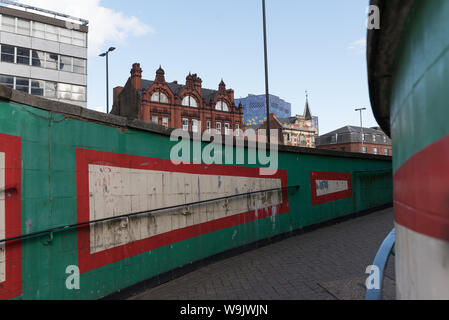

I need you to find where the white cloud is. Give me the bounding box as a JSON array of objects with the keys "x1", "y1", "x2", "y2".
[
  {"x1": 16, "y1": 0, "x2": 153, "y2": 55},
  {"x1": 348, "y1": 38, "x2": 366, "y2": 54}
]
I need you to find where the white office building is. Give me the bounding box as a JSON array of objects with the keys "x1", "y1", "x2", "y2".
[{"x1": 0, "y1": 4, "x2": 88, "y2": 106}]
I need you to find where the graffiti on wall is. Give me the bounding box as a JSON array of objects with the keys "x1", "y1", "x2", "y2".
[
  {"x1": 0, "y1": 134, "x2": 22, "y2": 300},
  {"x1": 76, "y1": 149, "x2": 289, "y2": 273},
  {"x1": 310, "y1": 172, "x2": 352, "y2": 206}
]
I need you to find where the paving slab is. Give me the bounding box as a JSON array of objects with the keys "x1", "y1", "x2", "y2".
[{"x1": 128, "y1": 208, "x2": 395, "y2": 300}]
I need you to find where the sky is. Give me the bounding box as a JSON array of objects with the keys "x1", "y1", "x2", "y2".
[{"x1": 15, "y1": 0, "x2": 377, "y2": 135}]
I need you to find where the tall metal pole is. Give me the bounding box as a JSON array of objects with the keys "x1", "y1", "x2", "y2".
[
  {"x1": 106, "y1": 52, "x2": 109, "y2": 114},
  {"x1": 100, "y1": 47, "x2": 115, "y2": 114},
  {"x1": 355, "y1": 108, "x2": 367, "y2": 152},
  {"x1": 262, "y1": 0, "x2": 271, "y2": 145}
]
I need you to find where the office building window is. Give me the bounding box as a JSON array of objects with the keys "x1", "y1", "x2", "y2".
[
  {"x1": 31, "y1": 50, "x2": 44, "y2": 67},
  {"x1": 73, "y1": 58, "x2": 86, "y2": 74},
  {"x1": 192, "y1": 119, "x2": 199, "y2": 133},
  {"x1": 0, "y1": 75, "x2": 13, "y2": 88},
  {"x1": 45, "y1": 24, "x2": 59, "y2": 42},
  {"x1": 59, "y1": 55, "x2": 72, "y2": 72},
  {"x1": 45, "y1": 52, "x2": 58, "y2": 69},
  {"x1": 57, "y1": 83, "x2": 86, "y2": 101},
  {"x1": 31, "y1": 79, "x2": 44, "y2": 96},
  {"x1": 32, "y1": 22, "x2": 45, "y2": 38},
  {"x1": 59, "y1": 28, "x2": 72, "y2": 44},
  {"x1": 216, "y1": 122, "x2": 221, "y2": 134},
  {"x1": 71, "y1": 84, "x2": 86, "y2": 101},
  {"x1": 16, "y1": 47, "x2": 30, "y2": 65},
  {"x1": 182, "y1": 118, "x2": 189, "y2": 131},
  {"x1": 373, "y1": 147, "x2": 379, "y2": 155},
  {"x1": 45, "y1": 81, "x2": 57, "y2": 98},
  {"x1": 1, "y1": 44, "x2": 14, "y2": 63},
  {"x1": 362, "y1": 146, "x2": 367, "y2": 154},
  {"x1": 17, "y1": 18, "x2": 30, "y2": 36},
  {"x1": 162, "y1": 117, "x2": 169, "y2": 127},
  {"x1": 72, "y1": 30, "x2": 86, "y2": 47},
  {"x1": 1, "y1": 16, "x2": 15, "y2": 33},
  {"x1": 0, "y1": 74, "x2": 84, "y2": 102},
  {"x1": 1, "y1": 45, "x2": 14, "y2": 63},
  {"x1": 3, "y1": 44, "x2": 86, "y2": 74},
  {"x1": 15, "y1": 77, "x2": 29, "y2": 93}
]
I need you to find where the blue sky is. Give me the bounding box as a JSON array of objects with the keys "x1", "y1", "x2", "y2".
[{"x1": 25, "y1": 0, "x2": 377, "y2": 135}]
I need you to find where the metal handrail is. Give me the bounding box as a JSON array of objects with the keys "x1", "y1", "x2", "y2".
[
  {"x1": 365, "y1": 228, "x2": 395, "y2": 300},
  {"x1": 0, "y1": 185, "x2": 299, "y2": 245}
]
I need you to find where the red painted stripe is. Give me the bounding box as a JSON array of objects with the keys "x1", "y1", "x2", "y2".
[
  {"x1": 394, "y1": 134, "x2": 449, "y2": 242},
  {"x1": 310, "y1": 172, "x2": 352, "y2": 206},
  {"x1": 0, "y1": 134, "x2": 22, "y2": 300},
  {"x1": 76, "y1": 149, "x2": 289, "y2": 273}
]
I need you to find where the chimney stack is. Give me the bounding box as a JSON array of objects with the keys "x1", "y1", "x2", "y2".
[{"x1": 130, "y1": 63, "x2": 143, "y2": 90}]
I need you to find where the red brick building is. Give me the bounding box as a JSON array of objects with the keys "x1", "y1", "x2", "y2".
[
  {"x1": 316, "y1": 126, "x2": 392, "y2": 156},
  {"x1": 111, "y1": 63, "x2": 243, "y2": 134}
]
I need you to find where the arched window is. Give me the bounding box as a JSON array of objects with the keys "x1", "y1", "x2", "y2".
[
  {"x1": 215, "y1": 101, "x2": 229, "y2": 112},
  {"x1": 151, "y1": 91, "x2": 169, "y2": 104},
  {"x1": 182, "y1": 95, "x2": 198, "y2": 108}
]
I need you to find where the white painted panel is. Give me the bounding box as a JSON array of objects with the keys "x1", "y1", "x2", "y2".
[
  {"x1": 0, "y1": 31, "x2": 31, "y2": 48},
  {"x1": 31, "y1": 37, "x2": 59, "y2": 54},
  {"x1": 0, "y1": 62, "x2": 31, "y2": 78},
  {"x1": 316, "y1": 180, "x2": 348, "y2": 196},
  {"x1": 29, "y1": 67, "x2": 59, "y2": 82},
  {"x1": 396, "y1": 223, "x2": 449, "y2": 299},
  {"x1": 0, "y1": 153, "x2": 5, "y2": 283},
  {"x1": 88, "y1": 165, "x2": 283, "y2": 254},
  {"x1": 59, "y1": 43, "x2": 87, "y2": 59},
  {"x1": 58, "y1": 71, "x2": 87, "y2": 87}
]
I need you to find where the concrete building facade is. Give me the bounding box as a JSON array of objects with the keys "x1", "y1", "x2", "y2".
[
  {"x1": 112, "y1": 63, "x2": 244, "y2": 135},
  {"x1": 0, "y1": 5, "x2": 88, "y2": 106}
]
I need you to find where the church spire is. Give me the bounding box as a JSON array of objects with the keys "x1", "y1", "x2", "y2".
[{"x1": 303, "y1": 91, "x2": 313, "y2": 120}]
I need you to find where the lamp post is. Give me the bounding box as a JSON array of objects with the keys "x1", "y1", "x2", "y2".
[
  {"x1": 99, "y1": 47, "x2": 116, "y2": 113},
  {"x1": 355, "y1": 108, "x2": 367, "y2": 152},
  {"x1": 262, "y1": 0, "x2": 270, "y2": 145}
]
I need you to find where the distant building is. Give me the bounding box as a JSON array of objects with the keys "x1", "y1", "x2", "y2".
[
  {"x1": 112, "y1": 64, "x2": 243, "y2": 134},
  {"x1": 0, "y1": 4, "x2": 88, "y2": 106},
  {"x1": 250, "y1": 95, "x2": 318, "y2": 148},
  {"x1": 316, "y1": 126, "x2": 392, "y2": 156},
  {"x1": 235, "y1": 94, "x2": 291, "y2": 126}
]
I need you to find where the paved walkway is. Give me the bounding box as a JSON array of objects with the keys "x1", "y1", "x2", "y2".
[{"x1": 129, "y1": 208, "x2": 396, "y2": 300}]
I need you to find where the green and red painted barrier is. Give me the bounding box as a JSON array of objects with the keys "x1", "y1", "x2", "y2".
[
  {"x1": 368, "y1": 0, "x2": 449, "y2": 299},
  {"x1": 0, "y1": 87, "x2": 392, "y2": 300}
]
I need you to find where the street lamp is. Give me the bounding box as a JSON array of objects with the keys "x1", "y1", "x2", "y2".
[
  {"x1": 355, "y1": 108, "x2": 367, "y2": 153},
  {"x1": 99, "y1": 47, "x2": 116, "y2": 113},
  {"x1": 262, "y1": 0, "x2": 270, "y2": 145}
]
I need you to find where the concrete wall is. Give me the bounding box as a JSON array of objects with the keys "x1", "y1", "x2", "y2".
[{"x1": 0, "y1": 87, "x2": 392, "y2": 300}]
